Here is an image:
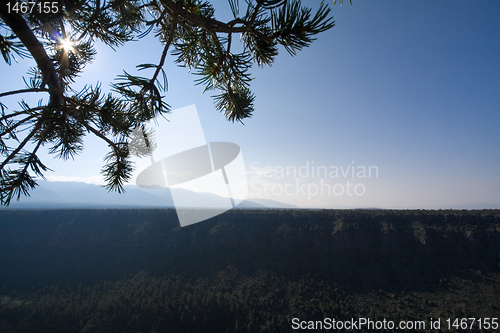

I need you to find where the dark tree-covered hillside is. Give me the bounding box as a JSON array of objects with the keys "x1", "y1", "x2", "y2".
[{"x1": 0, "y1": 209, "x2": 499, "y2": 332}]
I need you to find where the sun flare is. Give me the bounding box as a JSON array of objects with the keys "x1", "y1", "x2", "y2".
[{"x1": 60, "y1": 38, "x2": 75, "y2": 52}]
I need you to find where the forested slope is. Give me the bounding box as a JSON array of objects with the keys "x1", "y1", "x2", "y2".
[{"x1": 0, "y1": 209, "x2": 499, "y2": 332}]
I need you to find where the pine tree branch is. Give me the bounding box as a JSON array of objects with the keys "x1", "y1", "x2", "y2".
[
  {"x1": 0, "y1": 114, "x2": 38, "y2": 138},
  {"x1": 0, "y1": 5, "x2": 63, "y2": 107},
  {"x1": 227, "y1": 18, "x2": 247, "y2": 27},
  {"x1": 64, "y1": 97, "x2": 126, "y2": 134},
  {"x1": 227, "y1": 32, "x2": 232, "y2": 55},
  {"x1": 78, "y1": 120, "x2": 121, "y2": 156},
  {"x1": 77, "y1": 121, "x2": 130, "y2": 193},
  {"x1": 18, "y1": 139, "x2": 44, "y2": 176},
  {"x1": 1, "y1": 133, "x2": 48, "y2": 206},
  {"x1": 248, "y1": 0, "x2": 265, "y2": 26},
  {"x1": 0, "y1": 119, "x2": 42, "y2": 170},
  {"x1": 0, "y1": 88, "x2": 50, "y2": 98},
  {"x1": 149, "y1": 19, "x2": 178, "y2": 91},
  {"x1": 0, "y1": 0, "x2": 335, "y2": 204},
  {"x1": 146, "y1": 8, "x2": 169, "y2": 26},
  {"x1": 160, "y1": 0, "x2": 271, "y2": 41},
  {"x1": 0, "y1": 107, "x2": 45, "y2": 122}
]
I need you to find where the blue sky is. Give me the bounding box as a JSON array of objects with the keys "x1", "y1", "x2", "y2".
[{"x1": 1, "y1": 1, "x2": 500, "y2": 208}]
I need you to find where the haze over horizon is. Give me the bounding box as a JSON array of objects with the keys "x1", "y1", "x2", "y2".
[{"x1": 1, "y1": 1, "x2": 499, "y2": 209}]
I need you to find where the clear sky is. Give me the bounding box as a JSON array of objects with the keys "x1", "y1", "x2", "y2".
[{"x1": 1, "y1": 1, "x2": 500, "y2": 209}]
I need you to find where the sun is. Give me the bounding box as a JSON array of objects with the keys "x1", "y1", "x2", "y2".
[{"x1": 59, "y1": 38, "x2": 75, "y2": 52}]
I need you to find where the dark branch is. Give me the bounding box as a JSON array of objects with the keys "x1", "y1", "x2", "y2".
[
  {"x1": 150, "y1": 18, "x2": 178, "y2": 89},
  {"x1": 0, "y1": 114, "x2": 38, "y2": 138},
  {"x1": 0, "y1": 5, "x2": 63, "y2": 107},
  {"x1": 0, "y1": 88, "x2": 50, "y2": 98},
  {"x1": 0, "y1": 107, "x2": 45, "y2": 122},
  {"x1": 0, "y1": 119, "x2": 42, "y2": 170},
  {"x1": 79, "y1": 120, "x2": 121, "y2": 156},
  {"x1": 160, "y1": 0, "x2": 271, "y2": 41}
]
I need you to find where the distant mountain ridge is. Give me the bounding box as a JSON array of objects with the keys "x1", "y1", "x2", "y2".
[{"x1": 2, "y1": 181, "x2": 298, "y2": 209}]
